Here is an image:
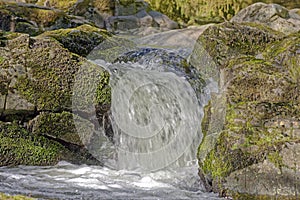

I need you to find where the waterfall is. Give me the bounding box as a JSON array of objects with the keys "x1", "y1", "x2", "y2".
[{"x1": 72, "y1": 43, "x2": 218, "y2": 172}]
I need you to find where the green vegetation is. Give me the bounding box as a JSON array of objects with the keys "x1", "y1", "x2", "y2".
[
  {"x1": 0, "y1": 122, "x2": 62, "y2": 166},
  {"x1": 145, "y1": 0, "x2": 300, "y2": 25},
  {"x1": 0, "y1": 193, "x2": 35, "y2": 200},
  {"x1": 96, "y1": 71, "x2": 111, "y2": 105}
]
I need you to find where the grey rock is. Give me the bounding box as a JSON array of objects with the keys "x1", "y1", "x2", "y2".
[
  {"x1": 225, "y1": 143, "x2": 300, "y2": 197},
  {"x1": 108, "y1": 15, "x2": 140, "y2": 31},
  {"x1": 148, "y1": 11, "x2": 179, "y2": 29},
  {"x1": 136, "y1": 10, "x2": 153, "y2": 27},
  {"x1": 133, "y1": 25, "x2": 212, "y2": 49},
  {"x1": 115, "y1": 0, "x2": 148, "y2": 16},
  {"x1": 231, "y1": 3, "x2": 300, "y2": 34}
]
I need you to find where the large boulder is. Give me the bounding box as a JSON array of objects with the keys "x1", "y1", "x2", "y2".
[
  {"x1": 0, "y1": 32, "x2": 82, "y2": 112},
  {"x1": 231, "y1": 3, "x2": 300, "y2": 35},
  {"x1": 0, "y1": 29, "x2": 111, "y2": 166},
  {"x1": 193, "y1": 21, "x2": 300, "y2": 199}
]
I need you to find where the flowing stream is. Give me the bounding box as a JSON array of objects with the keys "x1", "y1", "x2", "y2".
[
  {"x1": 0, "y1": 162, "x2": 223, "y2": 199},
  {"x1": 0, "y1": 29, "x2": 224, "y2": 199}
]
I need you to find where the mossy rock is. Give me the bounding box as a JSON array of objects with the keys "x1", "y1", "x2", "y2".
[
  {"x1": 190, "y1": 22, "x2": 284, "y2": 70},
  {"x1": 39, "y1": 24, "x2": 111, "y2": 56},
  {"x1": 0, "y1": 31, "x2": 111, "y2": 113},
  {"x1": 0, "y1": 33, "x2": 82, "y2": 111},
  {"x1": 0, "y1": 2, "x2": 63, "y2": 29},
  {"x1": 30, "y1": 112, "x2": 83, "y2": 145},
  {"x1": 0, "y1": 122, "x2": 62, "y2": 166},
  {"x1": 195, "y1": 22, "x2": 300, "y2": 198},
  {"x1": 30, "y1": 111, "x2": 101, "y2": 147},
  {"x1": 29, "y1": 111, "x2": 105, "y2": 165},
  {"x1": 0, "y1": 2, "x2": 90, "y2": 35},
  {"x1": 36, "y1": 0, "x2": 114, "y2": 15},
  {"x1": 115, "y1": 0, "x2": 149, "y2": 16}
]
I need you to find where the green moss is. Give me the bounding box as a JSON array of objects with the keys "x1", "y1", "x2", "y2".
[
  {"x1": 0, "y1": 193, "x2": 34, "y2": 200},
  {"x1": 0, "y1": 56, "x2": 4, "y2": 64},
  {"x1": 36, "y1": 0, "x2": 78, "y2": 11},
  {"x1": 96, "y1": 71, "x2": 111, "y2": 105},
  {"x1": 263, "y1": 35, "x2": 298, "y2": 59},
  {"x1": 267, "y1": 151, "x2": 284, "y2": 170},
  {"x1": 263, "y1": 34, "x2": 300, "y2": 93},
  {"x1": 0, "y1": 122, "x2": 62, "y2": 166},
  {"x1": 29, "y1": 9, "x2": 61, "y2": 27},
  {"x1": 0, "y1": 32, "x2": 23, "y2": 41},
  {"x1": 201, "y1": 133, "x2": 232, "y2": 178},
  {"x1": 93, "y1": 0, "x2": 114, "y2": 13},
  {"x1": 227, "y1": 192, "x2": 299, "y2": 200}
]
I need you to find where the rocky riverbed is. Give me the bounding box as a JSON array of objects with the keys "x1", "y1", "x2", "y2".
[{"x1": 0, "y1": 0, "x2": 299, "y2": 199}]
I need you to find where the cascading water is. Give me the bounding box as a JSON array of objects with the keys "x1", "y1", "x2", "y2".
[
  {"x1": 97, "y1": 61, "x2": 204, "y2": 171},
  {"x1": 0, "y1": 30, "x2": 223, "y2": 199}
]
